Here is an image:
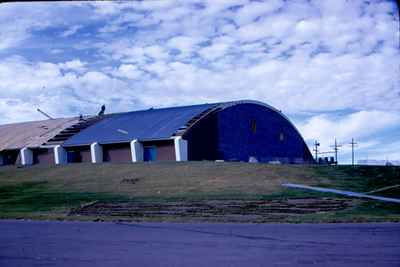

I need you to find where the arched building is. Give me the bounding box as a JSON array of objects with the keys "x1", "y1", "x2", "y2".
[{"x1": 0, "y1": 100, "x2": 314, "y2": 166}]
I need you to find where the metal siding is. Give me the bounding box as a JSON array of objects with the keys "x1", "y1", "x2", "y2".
[
  {"x1": 142, "y1": 140, "x2": 175, "y2": 161},
  {"x1": 103, "y1": 143, "x2": 131, "y2": 163},
  {"x1": 216, "y1": 104, "x2": 313, "y2": 163},
  {"x1": 156, "y1": 142, "x2": 175, "y2": 161},
  {"x1": 33, "y1": 148, "x2": 54, "y2": 165},
  {"x1": 66, "y1": 147, "x2": 91, "y2": 163},
  {"x1": 81, "y1": 149, "x2": 91, "y2": 163},
  {"x1": 63, "y1": 104, "x2": 216, "y2": 146}
]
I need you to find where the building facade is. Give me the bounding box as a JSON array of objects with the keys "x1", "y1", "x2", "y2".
[{"x1": 0, "y1": 100, "x2": 314, "y2": 166}]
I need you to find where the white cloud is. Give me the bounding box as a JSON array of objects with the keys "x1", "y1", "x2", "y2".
[
  {"x1": 167, "y1": 36, "x2": 203, "y2": 55},
  {"x1": 58, "y1": 59, "x2": 87, "y2": 73},
  {"x1": 145, "y1": 62, "x2": 170, "y2": 76},
  {"x1": 199, "y1": 42, "x2": 230, "y2": 61},
  {"x1": 294, "y1": 19, "x2": 321, "y2": 40},
  {"x1": 112, "y1": 64, "x2": 142, "y2": 80},
  {"x1": 234, "y1": 0, "x2": 284, "y2": 26},
  {"x1": 93, "y1": 0, "x2": 398, "y2": 114},
  {"x1": 60, "y1": 25, "x2": 82, "y2": 37},
  {"x1": 98, "y1": 12, "x2": 144, "y2": 33},
  {"x1": 90, "y1": 2, "x2": 129, "y2": 15},
  {"x1": 0, "y1": 0, "x2": 398, "y2": 132},
  {"x1": 200, "y1": 0, "x2": 248, "y2": 16},
  {"x1": 0, "y1": 3, "x2": 96, "y2": 50},
  {"x1": 143, "y1": 45, "x2": 169, "y2": 60},
  {"x1": 0, "y1": 6, "x2": 50, "y2": 50},
  {"x1": 300, "y1": 111, "x2": 400, "y2": 143},
  {"x1": 365, "y1": 140, "x2": 400, "y2": 162},
  {"x1": 0, "y1": 56, "x2": 140, "y2": 123},
  {"x1": 297, "y1": 110, "x2": 400, "y2": 162},
  {"x1": 235, "y1": 13, "x2": 296, "y2": 42}
]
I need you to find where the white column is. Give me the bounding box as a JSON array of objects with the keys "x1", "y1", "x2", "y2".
[
  {"x1": 20, "y1": 147, "x2": 33, "y2": 166},
  {"x1": 174, "y1": 136, "x2": 188, "y2": 162},
  {"x1": 130, "y1": 139, "x2": 143, "y2": 162},
  {"x1": 90, "y1": 142, "x2": 103, "y2": 163},
  {"x1": 54, "y1": 145, "x2": 67, "y2": 165}
]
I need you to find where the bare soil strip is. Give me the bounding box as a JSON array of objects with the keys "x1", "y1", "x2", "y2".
[{"x1": 70, "y1": 198, "x2": 353, "y2": 222}]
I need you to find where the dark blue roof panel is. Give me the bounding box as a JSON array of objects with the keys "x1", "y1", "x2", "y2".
[{"x1": 63, "y1": 103, "x2": 217, "y2": 146}]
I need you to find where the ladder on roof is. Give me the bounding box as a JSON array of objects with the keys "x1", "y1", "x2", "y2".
[
  {"x1": 173, "y1": 106, "x2": 221, "y2": 136},
  {"x1": 43, "y1": 116, "x2": 103, "y2": 146}
]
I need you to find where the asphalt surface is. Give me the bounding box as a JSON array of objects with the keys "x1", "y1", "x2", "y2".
[{"x1": 0, "y1": 220, "x2": 399, "y2": 267}]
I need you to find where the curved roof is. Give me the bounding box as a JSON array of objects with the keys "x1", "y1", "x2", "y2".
[
  {"x1": 63, "y1": 100, "x2": 306, "y2": 148},
  {"x1": 215, "y1": 100, "x2": 306, "y2": 143}
]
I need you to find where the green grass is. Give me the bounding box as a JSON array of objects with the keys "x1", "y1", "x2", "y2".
[
  {"x1": 313, "y1": 165, "x2": 400, "y2": 196},
  {"x1": 0, "y1": 162, "x2": 399, "y2": 222},
  {"x1": 289, "y1": 201, "x2": 400, "y2": 223},
  {"x1": 0, "y1": 180, "x2": 127, "y2": 219}
]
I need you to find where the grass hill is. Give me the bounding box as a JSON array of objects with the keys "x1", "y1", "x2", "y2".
[{"x1": 0, "y1": 162, "x2": 399, "y2": 223}]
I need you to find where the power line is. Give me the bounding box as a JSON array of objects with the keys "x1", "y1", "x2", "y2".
[
  {"x1": 349, "y1": 138, "x2": 358, "y2": 167},
  {"x1": 330, "y1": 138, "x2": 342, "y2": 165},
  {"x1": 313, "y1": 140, "x2": 320, "y2": 163}
]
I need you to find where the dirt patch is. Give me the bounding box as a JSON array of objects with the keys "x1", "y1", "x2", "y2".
[
  {"x1": 69, "y1": 198, "x2": 353, "y2": 222},
  {"x1": 120, "y1": 178, "x2": 141, "y2": 184}
]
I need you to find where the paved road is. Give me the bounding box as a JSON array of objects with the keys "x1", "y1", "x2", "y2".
[{"x1": 0, "y1": 220, "x2": 399, "y2": 267}]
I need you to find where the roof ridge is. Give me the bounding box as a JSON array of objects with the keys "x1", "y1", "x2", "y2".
[{"x1": 0, "y1": 100, "x2": 259, "y2": 127}]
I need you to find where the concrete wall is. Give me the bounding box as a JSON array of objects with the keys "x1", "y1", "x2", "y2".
[
  {"x1": 174, "y1": 137, "x2": 188, "y2": 162},
  {"x1": 20, "y1": 148, "x2": 33, "y2": 166},
  {"x1": 90, "y1": 142, "x2": 103, "y2": 163},
  {"x1": 54, "y1": 145, "x2": 67, "y2": 165},
  {"x1": 131, "y1": 140, "x2": 143, "y2": 162}
]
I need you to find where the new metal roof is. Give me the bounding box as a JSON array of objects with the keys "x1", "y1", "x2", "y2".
[
  {"x1": 63, "y1": 103, "x2": 218, "y2": 146},
  {"x1": 0, "y1": 117, "x2": 81, "y2": 151}
]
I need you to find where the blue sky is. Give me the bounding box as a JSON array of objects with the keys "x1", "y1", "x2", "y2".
[{"x1": 0, "y1": 0, "x2": 399, "y2": 164}]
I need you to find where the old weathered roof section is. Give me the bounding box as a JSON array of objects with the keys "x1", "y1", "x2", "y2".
[{"x1": 0, "y1": 118, "x2": 81, "y2": 151}]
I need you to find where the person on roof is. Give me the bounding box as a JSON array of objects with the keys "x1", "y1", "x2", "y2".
[{"x1": 98, "y1": 105, "x2": 106, "y2": 116}]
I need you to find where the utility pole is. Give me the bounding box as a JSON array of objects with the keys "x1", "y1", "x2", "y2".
[
  {"x1": 313, "y1": 140, "x2": 320, "y2": 163},
  {"x1": 349, "y1": 138, "x2": 357, "y2": 167},
  {"x1": 330, "y1": 138, "x2": 342, "y2": 165}
]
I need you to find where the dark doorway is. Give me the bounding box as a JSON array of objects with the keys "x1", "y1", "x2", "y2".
[
  {"x1": 144, "y1": 146, "x2": 157, "y2": 161},
  {"x1": 1, "y1": 150, "x2": 20, "y2": 165}
]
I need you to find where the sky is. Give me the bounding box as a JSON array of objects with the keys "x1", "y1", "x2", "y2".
[{"x1": 0, "y1": 0, "x2": 399, "y2": 164}]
